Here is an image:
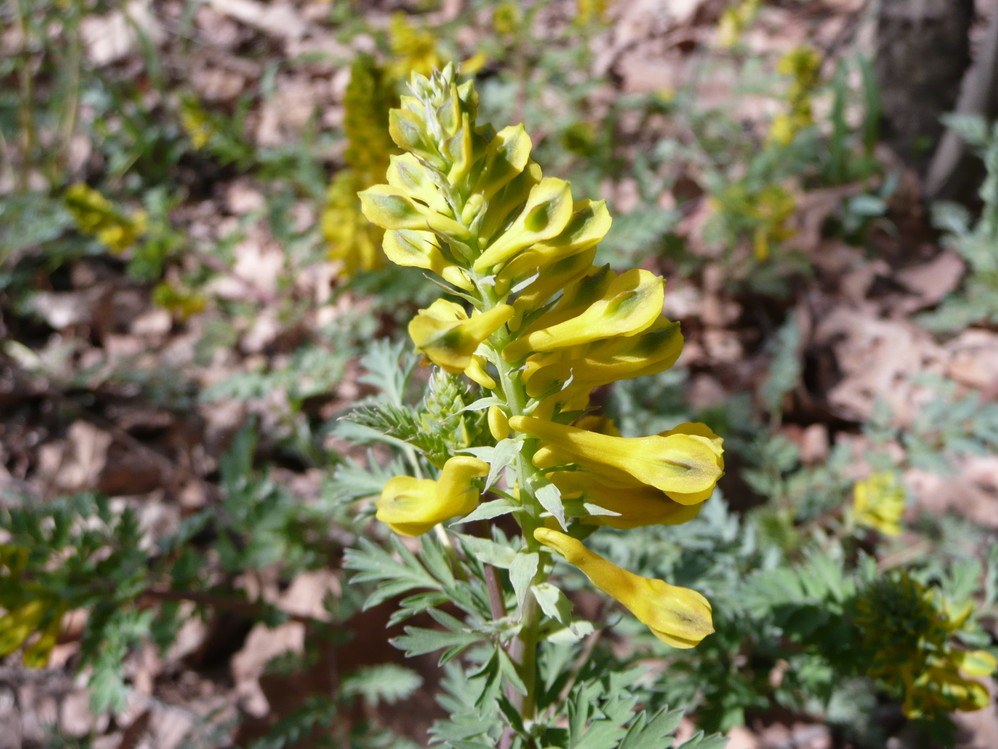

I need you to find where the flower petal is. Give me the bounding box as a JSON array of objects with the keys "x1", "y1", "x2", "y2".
[{"x1": 535, "y1": 528, "x2": 713, "y2": 648}]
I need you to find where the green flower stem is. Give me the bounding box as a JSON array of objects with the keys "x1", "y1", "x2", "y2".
[
  {"x1": 477, "y1": 276, "x2": 548, "y2": 722},
  {"x1": 512, "y1": 587, "x2": 541, "y2": 720}
]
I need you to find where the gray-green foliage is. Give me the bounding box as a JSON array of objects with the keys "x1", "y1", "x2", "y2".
[
  {"x1": 337, "y1": 342, "x2": 727, "y2": 747},
  {"x1": 921, "y1": 116, "x2": 998, "y2": 331}
]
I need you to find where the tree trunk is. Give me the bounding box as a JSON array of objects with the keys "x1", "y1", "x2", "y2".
[
  {"x1": 926, "y1": 3, "x2": 998, "y2": 201},
  {"x1": 875, "y1": 0, "x2": 975, "y2": 174}
]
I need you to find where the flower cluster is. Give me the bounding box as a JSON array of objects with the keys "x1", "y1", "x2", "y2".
[
  {"x1": 0, "y1": 545, "x2": 66, "y2": 668},
  {"x1": 64, "y1": 182, "x2": 147, "y2": 254},
  {"x1": 855, "y1": 571, "x2": 997, "y2": 718},
  {"x1": 769, "y1": 46, "x2": 821, "y2": 146},
  {"x1": 360, "y1": 65, "x2": 724, "y2": 648},
  {"x1": 851, "y1": 470, "x2": 905, "y2": 537}
]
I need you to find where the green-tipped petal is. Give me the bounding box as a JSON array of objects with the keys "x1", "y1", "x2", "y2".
[
  {"x1": 409, "y1": 300, "x2": 514, "y2": 374},
  {"x1": 504, "y1": 269, "x2": 664, "y2": 361},
  {"x1": 551, "y1": 471, "x2": 705, "y2": 529},
  {"x1": 473, "y1": 177, "x2": 574, "y2": 273},
  {"x1": 535, "y1": 528, "x2": 713, "y2": 648},
  {"x1": 360, "y1": 185, "x2": 471, "y2": 240},
  {"x1": 382, "y1": 230, "x2": 473, "y2": 290},
  {"x1": 497, "y1": 199, "x2": 611, "y2": 285},
  {"x1": 511, "y1": 416, "x2": 723, "y2": 502},
  {"x1": 475, "y1": 125, "x2": 532, "y2": 201},
  {"x1": 523, "y1": 317, "x2": 684, "y2": 396},
  {"x1": 386, "y1": 154, "x2": 452, "y2": 215}
]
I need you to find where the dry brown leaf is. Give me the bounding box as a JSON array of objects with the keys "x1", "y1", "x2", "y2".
[
  {"x1": 906, "y1": 454, "x2": 998, "y2": 529},
  {"x1": 37, "y1": 421, "x2": 112, "y2": 493},
  {"x1": 891, "y1": 250, "x2": 967, "y2": 314},
  {"x1": 30, "y1": 289, "x2": 102, "y2": 330},
  {"x1": 230, "y1": 622, "x2": 306, "y2": 717},
  {"x1": 81, "y1": 0, "x2": 164, "y2": 66},
  {"x1": 945, "y1": 329, "x2": 998, "y2": 390},
  {"x1": 814, "y1": 307, "x2": 946, "y2": 422},
  {"x1": 208, "y1": 0, "x2": 307, "y2": 42}
]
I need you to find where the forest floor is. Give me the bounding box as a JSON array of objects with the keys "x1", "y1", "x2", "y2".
[{"x1": 1, "y1": 0, "x2": 997, "y2": 747}]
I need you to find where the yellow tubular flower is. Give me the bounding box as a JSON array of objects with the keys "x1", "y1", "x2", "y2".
[
  {"x1": 550, "y1": 471, "x2": 705, "y2": 529},
  {"x1": 496, "y1": 199, "x2": 612, "y2": 288},
  {"x1": 476, "y1": 125, "x2": 533, "y2": 202},
  {"x1": 512, "y1": 416, "x2": 724, "y2": 503},
  {"x1": 503, "y1": 269, "x2": 665, "y2": 362},
  {"x1": 508, "y1": 249, "x2": 599, "y2": 330},
  {"x1": 534, "y1": 528, "x2": 714, "y2": 648},
  {"x1": 409, "y1": 300, "x2": 514, "y2": 374},
  {"x1": 465, "y1": 355, "x2": 498, "y2": 390},
  {"x1": 377, "y1": 456, "x2": 490, "y2": 536},
  {"x1": 359, "y1": 184, "x2": 472, "y2": 241},
  {"x1": 522, "y1": 317, "x2": 684, "y2": 397},
  {"x1": 478, "y1": 163, "x2": 544, "y2": 246},
  {"x1": 473, "y1": 177, "x2": 575, "y2": 273},
  {"x1": 382, "y1": 230, "x2": 472, "y2": 290}
]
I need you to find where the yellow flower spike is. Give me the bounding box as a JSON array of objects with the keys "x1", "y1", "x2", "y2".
[
  {"x1": 534, "y1": 528, "x2": 714, "y2": 648},
  {"x1": 473, "y1": 177, "x2": 575, "y2": 273},
  {"x1": 511, "y1": 416, "x2": 724, "y2": 503},
  {"x1": 323, "y1": 172, "x2": 386, "y2": 275},
  {"x1": 497, "y1": 199, "x2": 612, "y2": 287},
  {"x1": 409, "y1": 300, "x2": 514, "y2": 374},
  {"x1": 64, "y1": 183, "x2": 146, "y2": 254},
  {"x1": 852, "y1": 471, "x2": 905, "y2": 536},
  {"x1": 550, "y1": 472, "x2": 705, "y2": 529},
  {"x1": 377, "y1": 456, "x2": 490, "y2": 537},
  {"x1": 503, "y1": 269, "x2": 665, "y2": 362}
]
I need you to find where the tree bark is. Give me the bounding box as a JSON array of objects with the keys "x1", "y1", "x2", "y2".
[
  {"x1": 875, "y1": 0, "x2": 975, "y2": 174},
  {"x1": 926, "y1": 3, "x2": 998, "y2": 201}
]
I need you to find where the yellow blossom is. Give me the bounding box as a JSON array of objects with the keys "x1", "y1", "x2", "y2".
[
  {"x1": 535, "y1": 528, "x2": 714, "y2": 648},
  {"x1": 408, "y1": 299, "x2": 514, "y2": 375},
  {"x1": 376, "y1": 456, "x2": 489, "y2": 536},
  {"x1": 851, "y1": 471, "x2": 905, "y2": 536},
  {"x1": 856, "y1": 572, "x2": 997, "y2": 718},
  {"x1": 64, "y1": 183, "x2": 146, "y2": 254},
  {"x1": 511, "y1": 416, "x2": 724, "y2": 503},
  {"x1": 388, "y1": 13, "x2": 442, "y2": 80},
  {"x1": 178, "y1": 95, "x2": 215, "y2": 149},
  {"x1": 503, "y1": 268, "x2": 665, "y2": 362},
  {"x1": 550, "y1": 471, "x2": 705, "y2": 529}
]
